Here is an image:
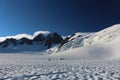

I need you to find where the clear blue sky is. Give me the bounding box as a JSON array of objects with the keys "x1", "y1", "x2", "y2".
[{"x1": 0, "y1": 0, "x2": 120, "y2": 36}]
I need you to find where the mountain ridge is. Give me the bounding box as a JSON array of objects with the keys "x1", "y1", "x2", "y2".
[{"x1": 0, "y1": 31, "x2": 63, "y2": 53}]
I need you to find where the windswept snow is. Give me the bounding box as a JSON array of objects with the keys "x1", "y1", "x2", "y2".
[
  {"x1": 48, "y1": 44, "x2": 112, "y2": 60},
  {"x1": 0, "y1": 54, "x2": 119, "y2": 80}
]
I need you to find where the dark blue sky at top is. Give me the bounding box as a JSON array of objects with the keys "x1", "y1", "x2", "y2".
[{"x1": 0, "y1": 0, "x2": 120, "y2": 36}]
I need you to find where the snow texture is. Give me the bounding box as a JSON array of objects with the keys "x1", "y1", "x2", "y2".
[{"x1": 0, "y1": 54, "x2": 119, "y2": 80}]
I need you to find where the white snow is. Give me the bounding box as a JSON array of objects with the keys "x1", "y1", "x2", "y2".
[
  {"x1": 0, "y1": 54, "x2": 119, "y2": 80},
  {"x1": 84, "y1": 24, "x2": 120, "y2": 45},
  {"x1": 33, "y1": 31, "x2": 50, "y2": 37}
]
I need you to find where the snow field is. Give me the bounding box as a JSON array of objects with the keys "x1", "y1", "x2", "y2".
[{"x1": 0, "y1": 60, "x2": 120, "y2": 80}]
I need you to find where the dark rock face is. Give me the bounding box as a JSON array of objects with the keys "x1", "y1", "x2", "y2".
[
  {"x1": 0, "y1": 32, "x2": 63, "y2": 49},
  {"x1": 44, "y1": 32, "x2": 63, "y2": 48},
  {"x1": 0, "y1": 38, "x2": 17, "y2": 48},
  {"x1": 52, "y1": 32, "x2": 63, "y2": 43},
  {"x1": 33, "y1": 34, "x2": 46, "y2": 42},
  {"x1": 18, "y1": 37, "x2": 33, "y2": 45},
  {"x1": 59, "y1": 33, "x2": 82, "y2": 48},
  {"x1": 0, "y1": 42, "x2": 9, "y2": 48},
  {"x1": 59, "y1": 37, "x2": 70, "y2": 48}
]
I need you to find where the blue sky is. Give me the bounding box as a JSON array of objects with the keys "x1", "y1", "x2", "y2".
[{"x1": 0, "y1": 0, "x2": 120, "y2": 37}]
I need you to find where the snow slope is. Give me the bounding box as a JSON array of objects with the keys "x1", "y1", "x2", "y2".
[
  {"x1": 84, "y1": 24, "x2": 120, "y2": 45},
  {"x1": 48, "y1": 24, "x2": 120, "y2": 60}
]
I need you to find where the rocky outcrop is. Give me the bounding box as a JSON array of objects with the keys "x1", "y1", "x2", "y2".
[{"x1": 44, "y1": 32, "x2": 63, "y2": 48}]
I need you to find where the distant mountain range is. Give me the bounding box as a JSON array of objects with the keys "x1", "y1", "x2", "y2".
[{"x1": 0, "y1": 31, "x2": 63, "y2": 53}]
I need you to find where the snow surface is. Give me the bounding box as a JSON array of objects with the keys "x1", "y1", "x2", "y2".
[
  {"x1": 0, "y1": 54, "x2": 119, "y2": 80},
  {"x1": 84, "y1": 24, "x2": 120, "y2": 45}
]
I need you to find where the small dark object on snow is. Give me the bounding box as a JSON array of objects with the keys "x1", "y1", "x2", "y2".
[
  {"x1": 48, "y1": 59, "x2": 51, "y2": 61},
  {"x1": 60, "y1": 58, "x2": 64, "y2": 60}
]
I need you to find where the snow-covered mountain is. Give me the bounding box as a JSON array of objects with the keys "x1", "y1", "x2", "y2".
[
  {"x1": 46, "y1": 24, "x2": 120, "y2": 60},
  {"x1": 0, "y1": 31, "x2": 63, "y2": 53},
  {"x1": 46, "y1": 32, "x2": 93, "y2": 53}
]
